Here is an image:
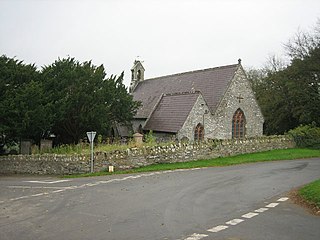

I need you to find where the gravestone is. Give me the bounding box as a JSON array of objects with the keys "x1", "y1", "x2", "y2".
[
  {"x1": 20, "y1": 140, "x2": 32, "y2": 155},
  {"x1": 40, "y1": 139, "x2": 53, "y2": 152}
]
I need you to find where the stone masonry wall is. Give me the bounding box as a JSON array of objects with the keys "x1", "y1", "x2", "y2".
[
  {"x1": 212, "y1": 66, "x2": 264, "y2": 139},
  {"x1": 0, "y1": 136, "x2": 295, "y2": 175}
]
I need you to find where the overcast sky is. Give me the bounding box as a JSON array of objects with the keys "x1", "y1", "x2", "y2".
[{"x1": 1, "y1": 0, "x2": 319, "y2": 86}]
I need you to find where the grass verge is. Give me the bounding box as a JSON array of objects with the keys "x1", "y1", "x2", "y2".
[
  {"x1": 63, "y1": 148, "x2": 320, "y2": 178},
  {"x1": 298, "y1": 179, "x2": 320, "y2": 209}
]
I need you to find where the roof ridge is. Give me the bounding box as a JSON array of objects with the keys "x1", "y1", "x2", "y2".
[
  {"x1": 163, "y1": 91, "x2": 200, "y2": 97},
  {"x1": 143, "y1": 63, "x2": 238, "y2": 82}
]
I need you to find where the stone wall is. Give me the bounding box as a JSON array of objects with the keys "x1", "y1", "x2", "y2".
[
  {"x1": 0, "y1": 136, "x2": 295, "y2": 175},
  {"x1": 177, "y1": 94, "x2": 212, "y2": 141}
]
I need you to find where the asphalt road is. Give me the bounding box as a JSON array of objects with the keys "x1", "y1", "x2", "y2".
[{"x1": 1, "y1": 158, "x2": 319, "y2": 240}]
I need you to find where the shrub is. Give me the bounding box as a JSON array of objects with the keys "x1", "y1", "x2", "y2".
[
  {"x1": 144, "y1": 130, "x2": 156, "y2": 144},
  {"x1": 288, "y1": 124, "x2": 320, "y2": 149}
]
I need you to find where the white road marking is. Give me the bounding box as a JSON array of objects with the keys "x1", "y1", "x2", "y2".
[
  {"x1": 7, "y1": 186, "x2": 71, "y2": 189},
  {"x1": 254, "y1": 207, "x2": 269, "y2": 213},
  {"x1": 86, "y1": 183, "x2": 98, "y2": 186},
  {"x1": 31, "y1": 193, "x2": 45, "y2": 197},
  {"x1": 10, "y1": 196, "x2": 30, "y2": 201},
  {"x1": 266, "y1": 202, "x2": 279, "y2": 208},
  {"x1": 52, "y1": 189, "x2": 65, "y2": 193},
  {"x1": 242, "y1": 212, "x2": 259, "y2": 218},
  {"x1": 24, "y1": 180, "x2": 70, "y2": 184},
  {"x1": 184, "y1": 233, "x2": 208, "y2": 240},
  {"x1": 277, "y1": 197, "x2": 289, "y2": 202},
  {"x1": 226, "y1": 218, "x2": 244, "y2": 225},
  {"x1": 207, "y1": 225, "x2": 229, "y2": 233}
]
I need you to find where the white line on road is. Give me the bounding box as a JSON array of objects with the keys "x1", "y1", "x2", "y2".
[
  {"x1": 277, "y1": 197, "x2": 289, "y2": 202},
  {"x1": 207, "y1": 225, "x2": 229, "y2": 233},
  {"x1": 184, "y1": 233, "x2": 208, "y2": 240},
  {"x1": 10, "y1": 195, "x2": 30, "y2": 201},
  {"x1": 242, "y1": 212, "x2": 259, "y2": 218},
  {"x1": 266, "y1": 202, "x2": 279, "y2": 208},
  {"x1": 254, "y1": 207, "x2": 269, "y2": 213},
  {"x1": 7, "y1": 186, "x2": 72, "y2": 189},
  {"x1": 24, "y1": 180, "x2": 70, "y2": 184},
  {"x1": 31, "y1": 193, "x2": 45, "y2": 197},
  {"x1": 226, "y1": 218, "x2": 244, "y2": 225},
  {"x1": 52, "y1": 189, "x2": 65, "y2": 193}
]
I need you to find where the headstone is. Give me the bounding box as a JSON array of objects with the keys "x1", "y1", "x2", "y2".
[
  {"x1": 20, "y1": 140, "x2": 32, "y2": 155},
  {"x1": 40, "y1": 139, "x2": 53, "y2": 152}
]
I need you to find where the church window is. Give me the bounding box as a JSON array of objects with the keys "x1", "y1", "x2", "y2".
[
  {"x1": 137, "y1": 70, "x2": 141, "y2": 80},
  {"x1": 138, "y1": 124, "x2": 143, "y2": 134},
  {"x1": 194, "y1": 123, "x2": 204, "y2": 141},
  {"x1": 232, "y1": 108, "x2": 246, "y2": 139}
]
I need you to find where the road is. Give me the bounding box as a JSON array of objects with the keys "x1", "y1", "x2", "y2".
[{"x1": 0, "y1": 158, "x2": 319, "y2": 240}]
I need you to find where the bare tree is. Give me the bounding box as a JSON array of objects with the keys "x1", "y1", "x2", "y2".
[{"x1": 284, "y1": 19, "x2": 320, "y2": 60}]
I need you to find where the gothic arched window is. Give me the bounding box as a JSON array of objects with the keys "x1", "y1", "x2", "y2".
[
  {"x1": 137, "y1": 70, "x2": 141, "y2": 80},
  {"x1": 232, "y1": 108, "x2": 246, "y2": 139},
  {"x1": 194, "y1": 123, "x2": 204, "y2": 141}
]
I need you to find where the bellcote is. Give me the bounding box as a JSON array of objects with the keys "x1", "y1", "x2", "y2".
[{"x1": 129, "y1": 60, "x2": 145, "y2": 93}]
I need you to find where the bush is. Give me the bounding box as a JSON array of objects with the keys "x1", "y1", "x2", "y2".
[
  {"x1": 144, "y1": 130, "x2": 156, "y2": 144},
  {"x1": 288, "y1": 124, "x2": 320, "y2": 149}
]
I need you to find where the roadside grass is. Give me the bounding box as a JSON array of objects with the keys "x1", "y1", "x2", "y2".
[
  {"x1": 63, "y1": 148, "x2": 320, "y2": 178},
  {"x1": 298, "y1": 179, "x2": 320, "y2": 209}
]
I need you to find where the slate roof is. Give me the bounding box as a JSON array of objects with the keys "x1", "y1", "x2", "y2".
[
  {"x1": 132, "y1": 63, "x2": 239, "y2": 119},
  {"x1": 144, "y1": 92, "x2": 201, "y2": 133}
]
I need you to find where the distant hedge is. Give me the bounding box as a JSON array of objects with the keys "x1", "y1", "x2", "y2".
[{"x1": 288, "y1": 125, "x2": 320, "y2": 149}]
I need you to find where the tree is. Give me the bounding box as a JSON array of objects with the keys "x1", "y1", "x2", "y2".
[
  {"x1": 1, "y1": 55, "x2": 140, "y2": 146},
  {"x1": 284, "y1": 19, "x2": 320, "y2": 60},
  {"x1": 248, "y1": 20, "x2": 320, "y2": 135},
  {"x1": 41, "y1": 57, "x2": 139, "y2": 144},
  {"x1": 0, "y1": 55, "x2": 50, "y2": 144}
]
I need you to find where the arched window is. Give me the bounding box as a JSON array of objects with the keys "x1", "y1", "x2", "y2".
[
  {"x1": 232, "y1": 108, "x2": 246, "y2": 139},
  {"x1": 138, "y1": 124, "x2": 143, "y2": 134},
  {"x1": 137, "y1": 69, "x2": 141, "y2": 80},
  {"x1": 194, "y1": 123, "x2": 204, "y2": 141}
]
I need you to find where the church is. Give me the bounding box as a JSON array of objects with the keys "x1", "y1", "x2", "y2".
[{"x1": 126, "y1": 59, "x2": 264, "y2": 141}]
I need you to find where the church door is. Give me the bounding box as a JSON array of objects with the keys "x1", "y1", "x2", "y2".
[
  {"x1": 232, "y1": 108, "x2": 246, "y2": 139},
  {"x1": 194, "y1": 123, "x2": 204, "y2": 141}
]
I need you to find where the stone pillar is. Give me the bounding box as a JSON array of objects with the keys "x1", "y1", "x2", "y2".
[{"x1": 133, "y1": 133, "x2": 143, "y2": 146}]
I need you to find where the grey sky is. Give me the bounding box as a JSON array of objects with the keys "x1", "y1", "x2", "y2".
[{"x1": 1, "y1": 0, "x2": 319, "y2": 86}]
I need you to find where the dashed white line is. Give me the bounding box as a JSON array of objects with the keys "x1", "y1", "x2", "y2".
[
  {"x1": 242, "y1": 212, "x2": 259, "y2": 219},
  {"x1": 254, "y1": 207, "x2": 269, "y2": 213},
  {"x1": 266, "y1": 202, "x2": 279, "y2": 208},
  {"x1": 277, "y1": 197, "x2": 289, "y2": 202},
  {"x1": 226, "y1": 218, "x2": 244, "y2": 225},
  {"x1": 184, "y1": 233, "x2": 208, "y2": 240},
  {"x1": 207, "y1": 225, "x2": 229, "y2": 233}
]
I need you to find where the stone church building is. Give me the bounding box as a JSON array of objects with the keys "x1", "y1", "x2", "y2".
[{"x1": 127, "y1": 59, "x2": 264, "y2": 141}]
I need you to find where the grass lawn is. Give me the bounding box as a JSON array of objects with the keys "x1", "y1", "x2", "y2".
[
  {"x1": 298, "y1": 179, "x2": 320, "y2": 209},
  {"x1": 63, "y1": 148, "x2": 320, "y2": 178}
]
